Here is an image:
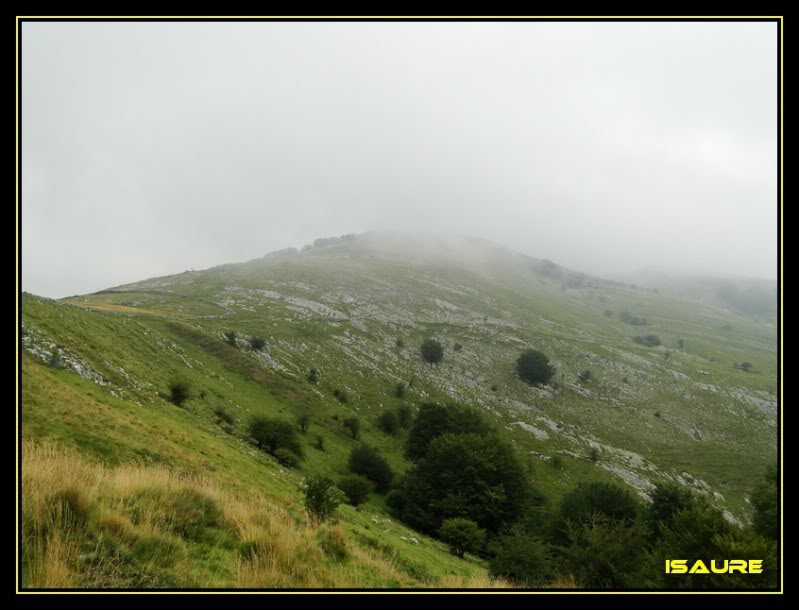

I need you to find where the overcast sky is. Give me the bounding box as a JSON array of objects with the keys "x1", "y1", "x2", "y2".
[{"x1": 22, "y1": 21, "x2": 778, "y2": 298}]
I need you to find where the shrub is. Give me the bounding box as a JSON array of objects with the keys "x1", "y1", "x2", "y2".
[
  {"x1": 619, "y1": 311, "x2": 648, "y2": 326},
  {"x1": 438, "y1": 518, "x2": 485, "y2": 558},
  {"x1": 405, "y1": 402, "x2": 492, "y2": 461},
  {"x1": 397, "y1": 404, "x2": 414, "y2": 429},
  {"x1": 420, "y1": 338, "x2": 444, "y2": 366},
  {"x1": 47, "y1": 350, "x2": 64, "y2": 369},
  {"x1": 248, "y1": 336, "x2": 266, "y2": 351},
  {"x1": 307, "y1": 368, "x2": 320, "y2": 384},
  {"x1": 338, "y1": 475, "x2": 373, "y2": 506},
  {"x1": 342, "y1": 416, "x2": 360, "y2": 440},
  {"x1": 304, "y1": 476, "x2": 343, "y2": 523},
  {"x1": 489, "y1": 528, "x2": 552, "y2": 586},
  {"x1": 646, "y1": 499, "x2": 777, "y2": 589},
  {"x1": 348, "y1": 445, "x2": 394, "y2": 493},
  {"x1": 560, "y1": 515, "x2": 648, "y2": 588},
  {"x1": 490, "y1": 384, "x2": 499, "y2": 392},
  {"x1": 551, "y1": 455, "x2": 563, "y2": 469},
  {"x1": 677, "y1": 338, "x2": 684, "y2": 349},
  {"x1": 453, "y1": 342, "x2": 463, "y2": 352},
  {"x1": 393, "y1": 382, "x2": 406, "y2": 398},
  {"x1": 750, "y1": 464, "x2": 777, "y2": 540},
  {"x1": 516, "y1": 349, "x2": 555, "y2": 385},
  {"x1": 578, "y1": 370, "x2": 593, "y2": 383},
  {"x1": 168, "y1": 381, "x2": 191, "y2": 406},
  {"x1": 297, "y1": 410, "x2": 312, "y2": 434},
  {"x1": 274, "y1": 448, "x2": 300, "y2": 468},
  {"x1": 377, "y1": 410, "x2": 400, "y2": 436},
  {"x1": 333, "y1": 388, "x2": 349, "y2": 404},
  {"x1": 395, "y1": 337, "x2": 405, "y2": 349},
  {"x1": 248, "y1": 416, "x2": 303, "y2": 460},
  {"x1": 589, "y1": 447, "x2": 600, "y2": 463},
  {"x1": 633, "y1": 334, "x2": 661, "y2": 347},
  {"x1": 555, "y1": 481, "x2": 640, "y2": 543},
  {"x1": 646, "y1": 482, "x2": 696, "y2": 540},
  {"x1": 314, "y1": 435, "x2": 325, "y2": 451},
  {"x1": 604, "y1": 309, "x2": 614, "y2": 318},
  {"x1": 223, "y1": 331, "x2": 237, "y2": 347},
  {"x1": 213, "y1": 407, "x2": 235, "y2": 426},
  {"x1": 735, "y1": 361, "x2": 754, "y2": 372}
]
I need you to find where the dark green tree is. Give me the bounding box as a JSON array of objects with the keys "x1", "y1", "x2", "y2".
[
  {"x1": 348, "y1": 445, "x2": 394, "y2": 493},
  {"x1": 342, "y1": 416, "x2": 360, "y2": 440},
  {"x1": 304, "y1": 476, "x2": 343, "y2": 522},
  {"x1": 248, "y1": 416, "x2": 303, "y2": 460},
  {"x1": 377, "y1": 410, "x2": 400, "y2": 436},
  {"x1": 397, "y1": 432, "x2": 529, "y2": 534},
  {"x1": 750, "y1": 464, "x2": 778, "y2": 540},
  {"x1": 405, "y1": 402, "x2": 491, "y2": 461},
  {"x1": 489, "y1": 528, "x2": 552, "y2": 586},
  {"x1": 338, "y1": 475, "x2": 374, "y2": 506},
  {"x1": 420, "y1": 338, "x2": 444, "y2": 366},
  {"x1": 516, "y1": 349, "x2": 555, "y2": 385},
  {"x1": 438, "y1": 518, "x2": 486, "y2": 558},
  {"x1": 248, "y1": 336, "x2": 266, "y2": 351},
  {"x1": 169, "y1": 381, "x2": 191, "y2": 406}
]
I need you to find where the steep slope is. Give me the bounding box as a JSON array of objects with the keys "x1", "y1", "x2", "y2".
[{"x1": 20, "y1": 232, "x2": 778, "y2": 587}]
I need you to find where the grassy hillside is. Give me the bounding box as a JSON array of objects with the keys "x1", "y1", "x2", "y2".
[{"x1": 20, "y1": 233, "x2": 778, "y2": 588}]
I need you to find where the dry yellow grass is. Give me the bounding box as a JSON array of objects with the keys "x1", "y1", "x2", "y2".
[{"x1": 21, "y1": 440, "x2": 501, "y2": 589}]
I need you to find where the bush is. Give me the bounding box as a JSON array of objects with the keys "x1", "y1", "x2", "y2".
[
  {"x1": 168, "y1": 381, "x2": 191, "y2": 406},
  {"x1": 338, "y1": 475, "x2": 373, "y2": 506},
  {"x1": 304, "y1": 476, "x2": 343, "y2": 523},
  {"x1": 751, "y1": 464, "x2": 777, "y2": 540},
  {"x1": 453, "y1": 342, "x2": 463, "y2": 352},
  {"x1": 516, "y1": 349, "x2": 555, "y2": 385},
  {"x1": 348, "y1": 445, "x2": 394, "y2": 493},
  {"x1": 420, "y1": 338, "x2": 444, "y2": 366},
  {"x1": 314, "y1": 435, "x2": 325, "y2": 451},
  {"x1": 551, "y1": 455, "x2": 563, "y2": 469},
  {"x1": 438, "y1": 518, "x2": 485, "y2": 558},
  {"x1": 308, "y1": 368, "x2": 320, "y2": 384},
  {"x1": 489, "y1": 528, "x2": 552, "y2": 586},
  {"x1": 297, "y1": 410, "x2": 312, "y2": 434},
  {"x1": 223, "y1": 331, "x2": 237, "y2": 347},
  {"x1": 735, "y1": 361, "x2": 754, "y2": 372},
  {"x1": 213, "y1": 407, "x2": 235, "y2": 426},
  {"x1": 633, "y1": 334, "x2": 661, "y2": 347},
  {"x1": 248, "y1": 416, "x2": 303, "y2": 460},
  {"x1": 560, "y1": 515, "x2": 648, "y2": 588},
  {"x1": 393, "y1": 382, "x2": 406, "y2": 398},
  {"x1": 589, "y1": 447, "x2": 600, "y2": 463},
  {"x1": 274, "y1": 447, "x2": 300, "y2": 468},
  {"x1": 395, "y1": 337, "x2": 405, "y2": 349},
  {"x1": 646, "y1": 483, "x2": 696, "y2": 539},
  {"x1": 646, "y1": 499, "x2": 777, "y2": 589},
  {"x1": 248, "y1": 336, "x2": 266, "y2": 351},
  {"x1": 377, "y1": 410, "x2": 400, "y2": 436},
  {"x1": 342, "y1": 416, "x2": 360, "y2": 440},
  {"x1": 397, "y1": 404, "x2": 414, "y2": 429},
  {"x1": 333, "y1": 388, "x2": 349, "y2": 404},
  {"x1": 47, "y1": 350, "x2": 64, "y2": 369},
  {"x1": 604, "y1": 309, "x2": 614, "y2": 318},
  {"x1": 405, "y1": 402, "x2": 492, "y2": 461},
  {"x1": 555, "y1": 481, "x2": 640, "y2": 543},
  {"x1": 398, "y1": 432, "x2": 529, "y2": 534},
  {"x1": 619, "y1": 311, "x2": 648, "y2": 326},
  {"x1": 578, "y1": 370, "x2": 593, "y2": 383}
]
